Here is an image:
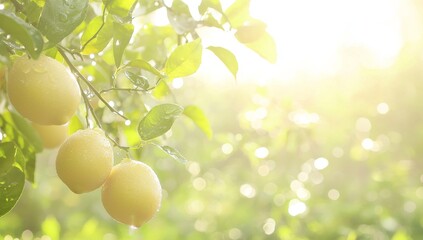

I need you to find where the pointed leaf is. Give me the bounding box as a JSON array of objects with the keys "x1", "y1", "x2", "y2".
[
  {"x1": 199, "y1": 0, "x2": 223, "y2": 14},
  {"x1": 183, "y1": 105, "x2": 213, "y2": 139},
  {"x1": 0, "y1": 142, "x2": 16, "y2": 177},
  {"x1": 105, "y1": 0, "x2": 137, "y2": 18},
  {"x1": 8, "y1": 111, "x2": 43, "y2": 153},
  {"x1": 125, "y1": 71, "x2": 149, "y2": 90},
  {"x1": 138, "y1": 104, "x2": 184, "y2": 140},
  {"x1": 167, "y1": 0, "x2": 197, "y2": 35},
  {"x1": 0, "y1": 166, "x2": 25, "y2": 217},
  {"x1": 157, "y1": 145, "x2": 188, "y2": 164},
  {"x1": 207, "y1": 46, "x2": 238, "y2": 79},
  {"x1": 124, "y1": 59, "x2": 164, "y2": 77},
  {"x1": 113, "y1": 22, "x2": 134, "y2": 67},
  {"x1": 0, "y1": 11, "x2": 43, "y2": 59},
  {"x1": 245, "y1": 31, "x2": 277, "y2": 63},
  {"x1": 0, "y1": 114, "x2": 36, "y2": 183},
  {"x1": 38, "y1": 0, "x2": 88, "y2": 46},
  {"x1": 164, "y1": 38, "x2": 202, "y2": 79},
  {"x1": 81, "y1": 16, "x2": 113, "y2": 55},
  {"x1": 152, "y1": 81, "x2": 171, "y2": 99},
  {"x1": 225, "y1": 0, "x2": 251, "y2": 28}
]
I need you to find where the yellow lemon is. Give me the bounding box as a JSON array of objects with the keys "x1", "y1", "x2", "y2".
[
  {"x1": 7, "y1": 55, "x2": 80, "y2": 125},
  {"x1": 102, "y1": 159, "x2": 162, "y2": 227},
  {"x1": 32, "y1": 123, "x2": 68, "y2": 149},
  {"x1": 56, "y1": 129, "x2": 113, "y2": 193}
]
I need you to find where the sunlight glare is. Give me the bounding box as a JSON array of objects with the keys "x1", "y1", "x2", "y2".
[{"x1": 249, "y1": 0, "x2": 403, "y2": 80}]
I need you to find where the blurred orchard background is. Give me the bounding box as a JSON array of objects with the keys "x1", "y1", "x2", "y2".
[{"x1": 2, "y1": 0, "x2": 423, "y2": 239}]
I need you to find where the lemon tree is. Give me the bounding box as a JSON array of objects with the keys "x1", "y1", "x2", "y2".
[{"x1": 0, "y1": 0, "x2": 275, "y2": 229}]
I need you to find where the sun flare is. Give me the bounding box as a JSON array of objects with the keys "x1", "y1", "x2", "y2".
[{"x1": 248, "y1": 0, "x2": 404, "y2": 80}]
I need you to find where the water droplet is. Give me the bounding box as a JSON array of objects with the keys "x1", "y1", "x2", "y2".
[
  {"x1": 59, "y1": 13, "x2": 68, "y2": 22},
  {"x1": 128, "y1": 225, "x2": 139, "y2": 234}
]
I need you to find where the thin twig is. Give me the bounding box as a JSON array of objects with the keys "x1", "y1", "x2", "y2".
[
  {"x1": 58, "y1": 48, "x2": 128, "y2": 120},
  {"x1": 58, "y1": 48, "x2": 132, "y2": 151},
  {"x1": 76, "y1": 78, "x2": 91, "y2": 128},
  {"x1": 57, "y1": 45, "x2": 83, "y2": 61},
  {"x1": 100, "y1": 87, "x2": 147, "y2": 94}
]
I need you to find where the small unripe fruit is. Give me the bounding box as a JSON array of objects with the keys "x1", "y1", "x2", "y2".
[
  {"x1": 102, "y1": 159, "x2": 162, "y2": 227},
  {"x1": 32, "y1": 123, "x2": 68, "y2": 149},
  {"x1": 7, "y1": 55, "x2": 81, "y2": 125},
  {"x1": 56, "y1": 129, "x2": 113, "y2": 194}
]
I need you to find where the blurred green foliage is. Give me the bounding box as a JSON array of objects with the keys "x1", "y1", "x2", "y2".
[{"x1": 1, "y1": 0, "x2": 423, "y2": 239}]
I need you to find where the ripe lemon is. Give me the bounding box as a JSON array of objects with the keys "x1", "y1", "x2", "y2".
[
  {"x1": 7, "y1": 55, "x2": 81, "y2": 125},
  {"x1": 102, "y1": 159, "x2": 162, "y2": 227},
  {"x1": 56, "y1": 129, "x2": 113, "y2": 193},
  {"x1": 32, "y1": 123, "x2": 68, "y2": 149}
]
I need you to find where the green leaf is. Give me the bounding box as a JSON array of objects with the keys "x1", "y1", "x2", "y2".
[
  {"x1": 0, "y1": 40, "x2": 10, "y2": 64},
  {"x1": 105, "y1": 0, "x2": 137, "y2": 18},
  {"x1": 0, "y1": 114, "x2": 37, "y2": 183},
  {"x1": 138, "y1": 0, "x2": 162, "y2": 15},
  {"x1": 81, "y1": 16, "x2": 113, "y2": 55},
  {"x1": 183, "y1": 105, "x2": 213, "y2": 139},
  {"x1": 38, "y1": 0, "x2": 88, "y2": 46},
  {"x1": 225, "y1": 0, "x2": 251, "y2": 28},
  {"x1": 138, "y1": 104, "x2": 184, "y2": 141},
  {"x1": 199, "y1": 0, "x2": 223, "y2": 14},
  {"x1": 8, "y1": 112, "x2": 43, "y2": 153},
  {"x1": 167, "y1": 0, "x2": 197, "y2": 35},
  {"x1": 68, "y1": 115, "x2": 84, "y2": 135},
  {"x1": 0, "y1": 11, "x2": 43, "y2": 59},
  {"x1": 245, "y1": 31, "x2": 277, "y2": 63},
  {"x1": 207, "y1": 46, "x2": 238, "y2": 79},
  {"x1": 124, "y1": 59, "x2": 165, "y2": 78},
  {"x1": 164, "y1": 38, "x2": 202, "y2": 79},
  {"x1": 0, "y1": 166, "x2": 25, "y2": 217},
  {"x1": 23, "y1": 1, "x2": 43, "y2": 25},
  {"x1": 113, "y1": 22, "x2": 134, "y2": 67},
  {"x1": 125, "y1": 71, "x2": 149, "y2": 90},
  {"x1": 156, "y1": 145, "x2": 187, "y2": 164},
  {"x1": 0, "y1": 142, "x2": 16, "y2": 177},
  {"x1": 202, "y1": 14, "x2": 224, "y2": 30},
  {"x1": 152, "y1": 80, "x2": 171, "y2": 99}
]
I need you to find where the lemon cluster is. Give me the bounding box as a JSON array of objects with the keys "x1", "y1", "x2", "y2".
[
  {"x1": 7, "y1": 55, "x2": 162, "y2": 227},
  {"x1": 56, "y1": 129, "x2": 162, "y2": 227}
]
